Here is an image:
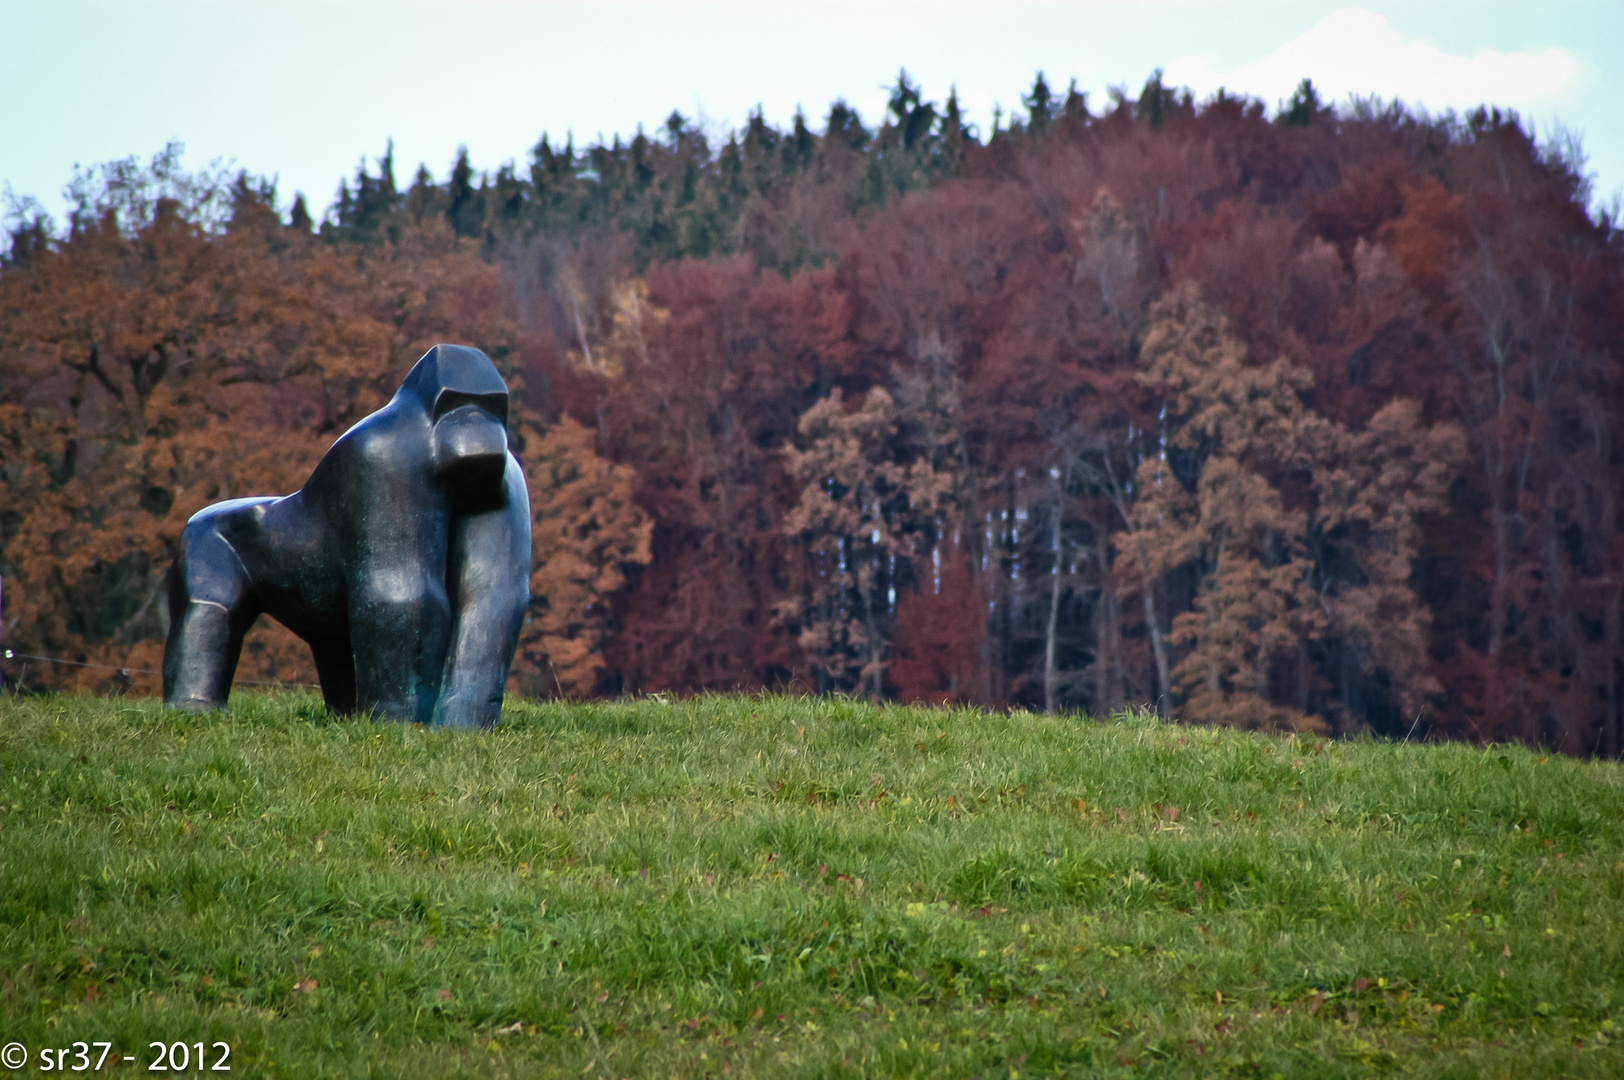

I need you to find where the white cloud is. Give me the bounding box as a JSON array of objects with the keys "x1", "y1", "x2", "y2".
[{"x1": 1164, "y1": 7, "x2": 1586, "y2": 116}]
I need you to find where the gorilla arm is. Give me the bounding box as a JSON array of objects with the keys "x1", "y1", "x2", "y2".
[{"x1": 433, "y1": 453, "x2": 532, "y2": 728}]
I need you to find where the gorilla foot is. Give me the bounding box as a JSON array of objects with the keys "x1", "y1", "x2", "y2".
[{"x1": 166, "y1": 696, "x2": 227, "y2": 715}]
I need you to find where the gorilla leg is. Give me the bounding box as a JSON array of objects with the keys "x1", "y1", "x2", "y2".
[
  {"x1": 307, "y1": 634, "x2": 357, "y2": 714},
  {"x1": 349, "y1": 574, "x2": 452, "y2": 724},
  {"x1": 434, "y1": 459, "x2": 531, "y2": 728},
  {"x1": 163, "y1": 528, "x2": 256, "y2": 712}
]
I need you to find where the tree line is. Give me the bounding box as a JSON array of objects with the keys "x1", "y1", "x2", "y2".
[{"x1": 3, "y1": 74, "x2": 1620, "y2": 754}]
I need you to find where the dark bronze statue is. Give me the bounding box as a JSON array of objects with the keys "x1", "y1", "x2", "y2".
[{"x1": 162, "y1": 344, "x2": 531, "y2": 727}]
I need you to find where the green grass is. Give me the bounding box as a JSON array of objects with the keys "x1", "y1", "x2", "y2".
[{"x1": 0, "y1": 693, "x2": 1621, "y2": 1078}]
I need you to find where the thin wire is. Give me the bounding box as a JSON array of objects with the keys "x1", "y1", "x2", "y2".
[{"x1": 4, "y1": 651, "x2": 319, "y2": 689}]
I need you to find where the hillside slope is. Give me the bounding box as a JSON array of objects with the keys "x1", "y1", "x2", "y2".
[{"x1": 1, "y1": 693, "x2": 1621, "y2": 1077}]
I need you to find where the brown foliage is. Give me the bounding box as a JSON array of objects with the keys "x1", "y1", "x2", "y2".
[
  {"x1": 779, "y1": 387, "x2": 954, "y2": 696},
  {"x1": 890, "y1": 536, "x2": 988, "y2": 705},
  {"x1": 0, "y1": 200, "x2": 378, "y2": 692},
  {"x1": 1125, "y1": 286, "x2": 1462, "y2": 732},
  {"x1": 0, "y1": 178, "x2": 636, "y2": 702},
  {"x1": 5, "y1": 94, "x2": 1621, "y2": 755},
  {"x1": 514, "y1": 413, "x2": 651, "y2": 697}
]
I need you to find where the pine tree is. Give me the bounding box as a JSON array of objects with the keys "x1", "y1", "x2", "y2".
[
  {"x1": 784, "y1": 108, "x2": 816, "y2": 175},
  {"x1": 327, "y1": 142, "x2": 402, "y2": 244},
  {"x1": 1024, "y1": 72, "x2": 1055, "y2": 135},
  {"x1": 446, "y1": 146, "x2": 483, "y2": 239},
  {"x1": 287, "y1": 192, "x2": 313, "y2": 232},
  {"x1": 1279, "y1": 78, "x2": 1322, "y2": 128}
]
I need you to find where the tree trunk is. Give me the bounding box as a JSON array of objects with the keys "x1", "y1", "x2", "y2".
[
  {"x1": 862, "y1": 545, "x2": 884, "y2": 700},
  {"x1": 1608, "y1": 579, "x2": 1622, "y2": 758},
  {"x1": 1044, "y1": 565, "x2": 1062, "y2": 714},
  {"x1": 1143, "y1": 576, "x2": 1170, "y2": 715},
  {"x1": 1088, "y1": 536, "x2": 1128, "y2": 714},
  {"x1": 1484, "y1": 329, "x2": 1512, "y2": 660},
  {"x1": 1488, "y1": 485, "x2": 1508, "y2": 659},
  {"x1": 1043, "y1": 476, "x2": 1066, "y2": 714},
  {"x1": 1090, "y1": 456, "x2": 1172, "y2": 716}
]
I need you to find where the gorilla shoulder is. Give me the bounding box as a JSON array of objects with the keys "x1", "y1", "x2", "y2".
[
  {"x1": 313, "y1": 400, "x2": 432, "y2": 475},
  {"x1": 183, "y1": 496, "x2": 278, "y2": 535}
]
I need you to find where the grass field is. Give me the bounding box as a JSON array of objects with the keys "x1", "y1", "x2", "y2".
[{"x1": 0, "y1": 692, "x2": 1621, "y2": 1078}]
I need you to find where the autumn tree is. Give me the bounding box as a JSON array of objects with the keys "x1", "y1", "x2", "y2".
[
  {"x1": 0, "y1": 148, "x2": 514, "y2": 694},
  {"x1": 889, "y1": 533, "x2": 988, "y2": 704},
  {"x1": 513, "y1": 413, "x2": 651, "y2": 697},
  {"x1": 1125, "y1": 285, "x2": 1462, "y2": 732},
  {"x1": 573, "y1": 259, "x2": 851, "y2": 694},
  {"x1": 779, "y1": 387, "x2": 953, "y2": 696},
  {"x1": 5, "y1": 73, "x2": 1620, "y2": 755},
  {"x1": 1422, "y1": 116, "x2": 1623, "y2": 752},
  {"x1": 0, "y1": 153, "x2": 380, "y2": 691},
  {"x1": 1124, "y1": 287, "x2": 1328, "y2": 730}
]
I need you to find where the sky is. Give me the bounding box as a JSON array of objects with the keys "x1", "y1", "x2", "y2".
[{"x1": 2, "y1": 1, "x2": 1620, "y2": 227}]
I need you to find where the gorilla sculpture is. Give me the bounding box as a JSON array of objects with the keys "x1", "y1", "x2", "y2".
[{"x1": 162, "y1": 344, "x2": 531, "y2": 727}]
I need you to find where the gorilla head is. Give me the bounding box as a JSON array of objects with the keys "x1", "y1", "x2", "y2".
[
  {"x1": 404, "y1": 344, "x2": 514, "y2": 513},
  {"x1": 162, "y1": 344, "x2": 533, "y2": 727}
]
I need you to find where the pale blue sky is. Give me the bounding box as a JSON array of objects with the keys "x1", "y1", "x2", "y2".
[{"x1": 3, "y1": 1, "x2": 1619, "y2": 226}]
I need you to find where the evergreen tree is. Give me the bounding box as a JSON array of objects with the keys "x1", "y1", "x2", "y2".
[
  {"x1": 404, "y1": 164, "x2": 446, "y2": 224},
  {"x1": 288, "y1": 192, "x2": 313, "y2": 232},
  {"x1": 825, "y1": 100, "x2": 869, "y2": 152},
  {"x1": 446, "y1": 146, "x2": 484, "y2": 238},
  {"x1": 1279, "y1": 78, "x2": 1322, "y2": 127},
  {"x1": 1024, "y1": 72, "x2": 1055, "y2": 134},
  {"x1": 326, "y1": 142, "x2": 401, "y2": 244},
  {"x1": 784, "y1": 107, "x2": 816, "y2": 175},
  {"x1": 1135, "y1": 69, "x2": 1178, "y2": 129},
  {"x1": 937, "y1": 87, "x2": 973, "y2": 175},
  {"x1": 1063, "y1": 79, "x2": 1089, "y2": 123},
  {"x1": 887, "y1": 69, "x2": 937, "y2": 151}
]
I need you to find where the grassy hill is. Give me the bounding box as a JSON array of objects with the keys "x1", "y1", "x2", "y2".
[{"x1": 0, "y1": 692, "x2": 1620, "y2": 1078}]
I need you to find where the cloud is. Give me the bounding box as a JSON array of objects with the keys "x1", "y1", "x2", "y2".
[{"x1": 1164, "y1": 7, "x2": 1586, "y2": 116}]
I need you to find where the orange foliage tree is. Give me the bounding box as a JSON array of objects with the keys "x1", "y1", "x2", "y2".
[
  {"x1": 0, "y1": 150, "x2": 639, "y2": 701},
  {"x1": 5, "y1": 80, "x2": 1621, "y2": 755},
  {"x1": 778, "y1": 387, "x2": 954, "y2": 696},
  {"x1": 0, "y1": 161, "x2": 382, "y2": 691},
  {"x1": 513, "y1": 412, "x2": 651, "y2": 697},
  {"x1": 1124, "y1": 285, "x2": 1462, "y2": 732}
]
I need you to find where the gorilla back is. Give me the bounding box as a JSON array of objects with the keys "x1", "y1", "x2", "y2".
[{"x1": 162, "y1": 344, "x2": 532, "y2": 728}]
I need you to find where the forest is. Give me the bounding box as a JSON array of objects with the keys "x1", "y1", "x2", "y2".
[{"x1": 2, "y1": 73, "x2": 1620, "y2": 754}]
